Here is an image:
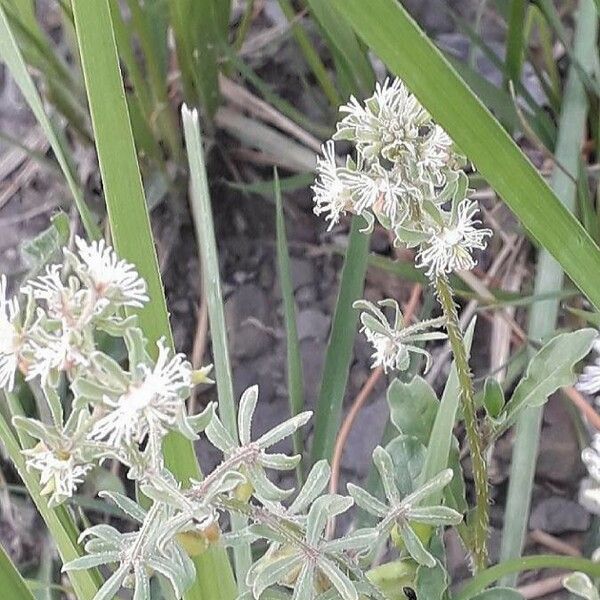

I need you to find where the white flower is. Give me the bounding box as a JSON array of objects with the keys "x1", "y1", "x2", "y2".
[
  {"x1": 89, "y1": 339, "x2": 192, "y2": 449},
  {"x1": 416, "y1": 199, "x2": 491, "y2": 277},
  {"x1": 340, "y1": 161, "x2": 406, "y2": 225},
  {"x1": 25, "y1": 326, "x2": 89, "y2": 383},
  {"x1": 354, "y1": 299, "x2": 446, "y2": 373},
  {"x1": 73, "y1": 236, "x2": 149, "y2": 309},
  {"x1": 335, "y1": 78, "x2": 428, "y2": 162},
  {"x1": 22, "y1": 265, "x2": 79, "y2": 321},
  {"x1": 24, "y1": 443, "x2": 92, "y2": 506},
  {"x1": 577, "y1": 339, "x2": 600, "y2": 396},
  {"x1": 0, "y1": 275, "x2": 21, "y2": 391},
  {"x1": 312, "y1": 141, "x2": 353, "y2": 230}
]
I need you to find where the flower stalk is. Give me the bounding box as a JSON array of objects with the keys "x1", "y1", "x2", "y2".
[{"x1": 434, "y1": 273, "x2": 488, "y2": 570}]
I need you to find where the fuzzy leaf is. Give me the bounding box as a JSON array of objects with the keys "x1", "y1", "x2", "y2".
[
  {"x1": 255, "y1": 411, "x2": 312, "y2": 449},
  {"x1": 347, "y1": 483, "x2": 388, "y2": 517},
  {"x1": 238, "y1": 385, "x2": 259, "y2": 446},
  {"x1": 318, "y1": 558, "x2": 358, "y2": 600},
  {"x1": 289, "y1": 460, "x2": 330, "y2": 514},
  {"x1": 399, "y1": 522, "x2": 435, "y2": 567},
  {"x1": 407, "y1": 506, "x2": 462, "y2": 526}
]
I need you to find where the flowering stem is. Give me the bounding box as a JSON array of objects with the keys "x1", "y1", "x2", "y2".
[{"x1": 434, "y1": 274, "x2": 488, "y2": 571}]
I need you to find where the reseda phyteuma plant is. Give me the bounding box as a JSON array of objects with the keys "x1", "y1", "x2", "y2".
[
  {"x1": 313, "y1": 77, "x2": 493, "y2": 570},
  {"x1": 0, "y1": 236, "x2": 459, "y2": 599}
]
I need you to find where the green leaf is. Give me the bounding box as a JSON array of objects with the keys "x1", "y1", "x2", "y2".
[
  {"x1": 329, "y1": 0, "x2": 600, "y2": 312},
  {"x1": 500, "y1": 0, "x2": 598, "y2": 581},
  {"x1": 420, "y1": 319, "x2": 475, "y2": 496},
  {"x1": 565, "y1": 306, "x2": 600, "y2": 328},
  {"x1": 182, "y1": 105, "x2": 250, "y2": 593},
  {"x1": 70, "y1": 3, "x2": 237, "y2": 598},
  {"x1": 274, "y1": 172, "x2": 305, "y2": 483},
  {"x1": 482, "y1": 378, "x2": 505, "y2": 419},
  {"x1": 0, "y1": 542, "x2": 35, "y2": 600},
  {"x1": 310, "y1": 220, "x2": 370, "y2": 464},
  {"x1": 499, "y1": 328, "x2": 596, "y2": 432},
  {"x1": 387, "y1": 376, "x2": 438, "y2": 446},
  {"x1": 385, "y1": 435, "x2": 425, "y2": 497}
]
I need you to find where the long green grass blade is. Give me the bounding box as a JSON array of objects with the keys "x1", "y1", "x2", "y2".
[
  {"x1": 499, "y1": 0, "x2": 597, "y2": 585},
  {"x1": 310, "y1": 221, "x2": 370, "y2": 463},
  {"x1": 330, "y1": 0, "x2": 600, "y2": 312},
  {"x1": 274, "y1": 171, "x2": 305, "y2": 483},
  {"x1": 182, "y1": 105, "x2": 250, "y2": 593},
  {"x1": 70, "y1": 3, "x2": 236, "y2": 598},
  {"x1": 0, "y1": 4, "x2": 99, "y2": 239},
  {"x1": 504, "y1": 0, "x2": 527, "y2": 89}
]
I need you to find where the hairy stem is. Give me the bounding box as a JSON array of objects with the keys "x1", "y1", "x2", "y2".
[{"x1": 434, "y1": 274, "x2": 488, "y2": 571}]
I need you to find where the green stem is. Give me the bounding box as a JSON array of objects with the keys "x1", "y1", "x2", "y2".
[
  {"x1": 434, "y1": 274, "x2": 488, "y2": 571},
  {"x1": 455, "y1": 555, "x2": 600, "y2": 600}
]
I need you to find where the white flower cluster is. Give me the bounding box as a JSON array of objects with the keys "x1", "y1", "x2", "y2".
[
  {"x1": 312, "y1": 77, "x2": 491, "y2": 279},
  {"x1": 2, "y1": 237, "x2": 462, "y2": 600}
]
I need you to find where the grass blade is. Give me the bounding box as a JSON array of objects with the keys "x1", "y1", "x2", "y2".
[
  {"x1": 274, "y1": 171, "x2": 305, "y2": 483},
  {"x1": 0, "y1": 4, "x2": 99, "y2": 239},
  {"x1": 330, "y1": 0, "x2": 600, "y2": 312},
  {"x1": 504, "y1": 0, "x2": 527, "y2": 89},
  {"x1": 70, "y1": 3, "x2": 236, "y2": 598},
  {"x1": 310, "y1": 221, "x2": 370, "y2": 463},
  {"x1": 499, "y1": 0, "x2": 598, "y2": 584},
  {"x1": 303, "y1": 0, "x2": 375, "y2": 96},
  {"x1": 182, "y1": 105, "x2": 251, "y2": 592}
]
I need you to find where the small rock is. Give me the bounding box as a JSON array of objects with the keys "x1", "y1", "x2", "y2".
[
  {"x1": 225, "y1": 283, "x2": 273, "y2": 359},
  {"x1": 297, "y1": 308, "x2": 330, "y2": 341},
  {"x1": 529, "y1": 497, "x2": 590, "y2": 534}
]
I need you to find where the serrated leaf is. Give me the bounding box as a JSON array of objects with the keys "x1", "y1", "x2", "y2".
[
  {"x1": 500, "y1": 328, "x2": 596, "y2": 433},
  {"x1": 387, "y1": 376, "x2": 439, "y2": 445}
]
